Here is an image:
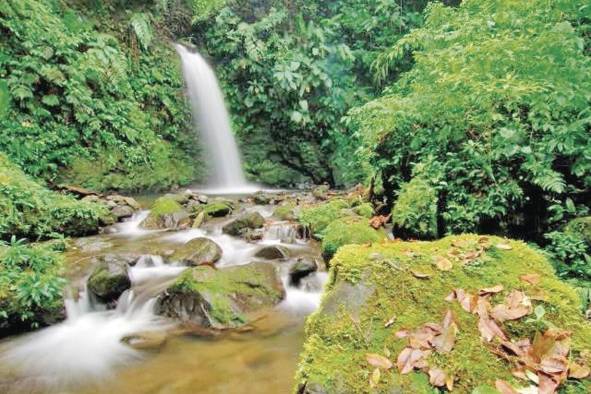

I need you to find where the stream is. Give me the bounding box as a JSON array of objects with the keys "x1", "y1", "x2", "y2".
[{"x1": 0, "y1": 192, "x2": 326, "y2": 393}]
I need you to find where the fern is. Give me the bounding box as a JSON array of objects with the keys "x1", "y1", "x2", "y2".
[{"x1": 129, "y1": 13, "x2": 153, "y2": 51}]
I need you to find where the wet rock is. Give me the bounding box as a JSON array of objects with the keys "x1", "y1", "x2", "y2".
[
  {"x1": 255, "y1": 245, "x2": 289, "y2": 260},
  {"x1": 192, "y1": 211, "x2": 205, "y2": 228},
  {"x1": 141, "y1": 197, "x2": 191, "y2": 230},
  {"x1": 87, "y1": 255, "x2": 133, "y2": 302},
  {"x1": 111, "y1": 205, "x2": 135, "y2": 220},
  {"x1": 312, "y1": 185, "x2": 330, "y2": 200},
  {"x1": 155, "y1": 262, "x2": 285, "y2": 329},
  {"x1": 195, "y1": 202, "x2": 233, "y2": 218},
  {"x1": 197, "y1": 194, "x2": 209, "y2": 204},
  {"x1": 289, "y1": 258, "x2": 318, "y2": 286},
  {"x1": 170, "y1": 237, "x2": 222, "y2": 266},
  {"x1": 243, "y1": 228, "x2": 264, "y2": 242},
  {"x1": 222, "y1": 212, "x2": 265, "y2": 236},
  {"x1": 253, "y1": 192, "x2": 271, "y2": 205},
  {"x1": 122, "y1": 331, "x2": 167, "y2": 350}
]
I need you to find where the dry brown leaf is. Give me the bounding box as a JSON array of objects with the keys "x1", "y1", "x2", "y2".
[
  {"x1": 396, "y1": 347, "x2": 426, "y2": 374},
  {"x1": 395, "y1": 329, "x2": 409, "y2": 338},
  {"x1": 540, "y1": 356, "x2": 568, "y2": 374},
  {"x1": 369, "y1": 215, "x2": 390, "y2": 229},
  {"x1": 428, "y1": 368, "x2": 446, "y2": 387},
  {"x1": 434, "y1": 256, "x2": 453, "y2": 271},
  {"x1": 495, "y1": 242, "x2": 513, "y2": 250},
  {"x1": 411, "y1": 270, "x2": 431, "y2": 279},
  {"x1": 538, "y1": 372, "x2": 559, "y2": 394},
  {"x1": 478, "y1": 316, "x2": 507, "y2": 342},
  {"x1": 495, "y1": 379, "x2": 519, "y2": 394},
  {"x1": 479, "y1": 284, "x2": 504, "y2": 295},
  {"x1": 384, "y1": 316, "x2": 397, "y2": 328},
  {"x1": 446, "y1": 288, "x2": 478, "y2": 313},
  {"x1": 568, "y1": 362, "x2": 591, "y2": 379},
  {"x1": 366, "y1": 353, "x2": 393, "y2": 370},
  {"x1": 369, "y1": 368, "x2": 380, "y2": 388},
  {"x1": 491, "y1": 291, "x2": 532, "y2": 322},
  {"x1": 520, "y1": 273, "x2": 541, "y2": 285},
  {"x1": 445, "y1": 375, "x2": 454, "y2": 391},
  {"x1": 431, "y1": 310, "x2": 458, "y2": 353}
]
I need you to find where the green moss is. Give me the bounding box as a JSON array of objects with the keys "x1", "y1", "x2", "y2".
[
  {"x1": 298, "y1": 198, "x2": 353, "y2": 238},
  {"x1": 170, "y1": 263, "x2": 284, "y2": 327},
  {"x1": 194, "y1": 202, "x2": 233, "y2": 218},
  {"x1": 274, "y1": 202, "x2": 297, "y2": 220},
  {"x1": 150, "y1": 197, "x2": 184, "y2": 216},
  {"x1": 391, "y1": 176, "x2": 438, "y2": 240},
  {"x1": 0, "y1": 154, "x2": 107, "y2": 241},
  {"x1": 352, "y1": 202, "x2": 374, "y2": 219},
  {"x1": 321, "y1": 216, "x2": 386, "y2": 261},
  {"x1": 297, "y1": 235, "x2": 591, "y2": 393}
]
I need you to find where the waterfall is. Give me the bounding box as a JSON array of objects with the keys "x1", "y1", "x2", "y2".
[{"x1": 175, "y1": 44, "x2": 253, "y2": 192}]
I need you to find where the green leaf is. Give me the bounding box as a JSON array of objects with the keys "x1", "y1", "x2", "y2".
[
  {"x1": 42, "y1": 95, "x2": 59, "y2": 107},
  {"x1": 0, "y1": 80, "x2": 9, "y2": 118}
]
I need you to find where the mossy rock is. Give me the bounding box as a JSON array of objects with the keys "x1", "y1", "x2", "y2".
[
  {"x1": 274, "y1": 202, "x2": 297, "y2": 221},
  {"x1": 297, "y1": 235, "x2": 591, "y2": 393},
  {"x1": 254, "y1": 245, "x2": 289, "y2": 260},
  {"x1": 298, "y1": 198, "x2": 353, "y2": 238},
  {"x1": 566, "y1": 216, "x2": 591, "y2": 245},
  {"x1": 170, "y1": 237, "x2": 222, "y2": 266},
  {"x1": 87, "y1": 256, "x2": 132, "y2": 302},
  {"x1": 156, "y1": 262, "x2": 285, "y2": 329},
  {"x1": 391, "y1": 176, "x2": 438, "y2": 240},
  {"x1": 194, "y1": 201, "x2": 233, "y2": 218},
  {"x1": 141, "y1": 197, "x2": 190, "y2": 229},
  {"x1": 222, "y1": 212, "x2": 265, "y2": 236},
  {"x1": 352, "y1": 202, "x2": 374, "y2": 218},
  {"x1": 321, "y1": 216, "x2": 387, "y2": 262}
]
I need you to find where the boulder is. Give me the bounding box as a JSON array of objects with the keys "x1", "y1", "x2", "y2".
[
  {"x1": 253, "y1": 192, "x2": 271, "y2": 205},
  {"x1": 289, "y1": 257, "x2": 318, "y2": 286},
  {"x1": 196, "y1": 202, "x2": 232, "y2": 218},
  {"x1": 140, "y1": 197, "x2": 190, "y2": 230},
  {"x1": 321, "y1": 216, "x2": 387, "y2": 261},
  {"x1": 111, "y1": 205, "x2": 135, "y2": 220},
  {"x1": 155, "y1": 262, "x2": 285, "y2": 329},
  {"x1": 296, "y1": 235, "x2": 591, "y2": 393},
  {"x1": 273, "y1": 202, "x2": 297, "y2": 221},
  {"x1": 255, "y1": 245, "x2": 289, "y2": 260},
  {"x1": 222, "y1": 212, "x2": 265, "y2": 236},
  {"x1": 170, "y1": 237, "x2": 222, "y2": 266},
  {"x1": 312, "y1": 185, "x2": 330, "y2": 200},
  {"x1": 87, "y1": 255, "x2": 133, "y2": 302}
]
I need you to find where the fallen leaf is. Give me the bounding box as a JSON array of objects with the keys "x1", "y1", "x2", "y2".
[
  {"x1": 539, "y1": 356, "x2": 568, "y2": 375},
  {"x1": 431, "y1": 310, "x2": 458, "y2": 353},
  {"x1": 428, "y1": 368, "x2": 446, "y2": 387},
  {"x1": 447, "y1": 288, "x2": 478, "y2": 313},
  {"x1": 395, "y1": 329, "x2": 409, "y2": 338},
  {"x1": 520, "y1": 273, "x2": 541, "y2": 285},
  {"x1": 495, "y1": 379, "x2": 519, "y2": 394},
  {"x1": 369, "y1": 368, "x2": 380, "y2": 388},
  {"x1": 538, "y1": 372, "x2": 559, "y2": 394},
  {"x1": 434, "y1": 256, "x2": 453, "y2": 271},
  {"x1": 384, "y1": 316, "x2": 397, "y2": 328},
  {"x1": 396, "y1": 347, "x2": 426, "y2": 374},
  {"x1": 479, "y1": 284, "x2": 504, "y2": 295},
  {"x1": 411, "y1": 270, "x2": 431, "y2": 279},
  {"x1": 491, "y1": 304, "x2": 531, "y2": 322},
  {"x1": 445, "y1": 375, "x2": 454, "y2": 391},
  {"x1": 495, "y1": 242, "x2": 513, "y2": 250},
  {"x1": 478, "y1": 315, "x2": 507, "y2": 342},
  {"x1": 568, "y1": 362, "x2": 591, "y2": 379},
  {"x1": 366, "y1": 353, "x2": 393, "y2": 370},
  {"x1": 369, "y1": 215, "x2": 390, "y2": 229}
]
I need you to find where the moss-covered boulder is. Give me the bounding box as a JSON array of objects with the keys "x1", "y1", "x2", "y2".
[
  {"x1": 321, "y1": 216, "x2": 387, "y2": 261},
  {"x1": 170, "y1": 237, "x2": 222, "y2": 266},
  {"x1": 87, "y1": 255, "x2": 132, "y2": 302},
  {"x1": 297, "y1": 235, "x2": 591, "y2": 393},
  {"x1": 299, "y1": 199, "x2": 352, "y2": 238},
  {"x1": 155, "y1": 262, "x2": 285, "y2": 329},
  {"x1": 255, "y1": 245, "x2": 289, "y2": 260},
  {"x1": 391, "y1": 177, "x2": 438, "y2": 240},
  {"x1": 222, "y1": 212, "x2": 265, "y2": 236},
  {"x1": 274, "y1": 202, "x2": 297, "y2": 221},
  {"x1": 194, "y1": 201, "x2": 233, "y2": 218},
  {"x1": 140, "y1": 197, "x2": 190, "y2": 230}
]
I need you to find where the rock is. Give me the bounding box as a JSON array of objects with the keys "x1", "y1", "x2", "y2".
[
  {"x1": 255, "y1": 245, "x2": 289, "y2": 260},
  {"x1": 321, "y1": 216, "x2": 387, "y2": 262},
  {"x1": 296, "y1": 235, "x2": 591, "y2": 393},
  {"x1": 170, "y1": 238, "x2": 222, "y2": 266},
  {"x1": 122, "y1": 331, "x2": 167, "y2": 350},
  {"x1": 289, "y1": 257, "x2": 318, "y2": 286},
  {"x1": 192, "y1": 211, "x2": 205, "y2": 228},
  {"x1": 273, "y1": 203, "x2": 297, "y2": 220},
  {"x1": 155, "y1": 262, "x2": 285, "y2": 329},
  {"x1": 197, "y1": 194, "x2": 209, "y2": 204},
  {"x1": 111, "y1": 205, "x2": 135, "y2": 220},
  {"x1": 222, "y1": 212, "x2": 265, "y2": 236},
  {"x1": 141, "y1": 197, "x2": 191, "y2": 230},
  {"x1": 253, "y1": 192, "x2": 271, "y2": 205},
  {"x1": 87, "y1": 255, "x2": 133, "y2": 302},
  {"x1": 312, "y1": 185, "x2": 330, "y2": 200},
  {"x1": 243, "y1": 228, "x2": 264, "y2": 242},
  {"x1": 59, "y1": 184, "x2": 98, "y2": 197},
  {"x1": 196, "y1": 202, "x2": 232, "y2": 218}
]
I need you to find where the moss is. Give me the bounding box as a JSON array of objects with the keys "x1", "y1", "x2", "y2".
[
  {"x1": 194, "y1": 202, "x2": 233, "y2": 218},
  {"x1": 296, "y1": 235, "x2": 591, "y2": 393},
  {"x1": 391, "y1": 176, "x2": 438, "y2": 240},
  {"x1": 169, "y1": 263, "x2": 284, "y2": 327},
  {"x1": 0, "y1": 154, "x2": 106, "y2": 241},
  {"x1": 321, "y1": 216, "x2": 387, "y2": 261},
  {"x1": 352, "y1": 202, "x2": 374, "y2": 219},
  {"x1": 566, "y1": 216, "x2": 591, "y2": 245},
  {"x1": 274, "y1": 202, "x2": 297, "y2": 220},
  {"x1": 298, "y1": 198, "x2": 354, "y2": 238}
]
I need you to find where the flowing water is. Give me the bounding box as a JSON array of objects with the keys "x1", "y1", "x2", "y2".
[
  {"x1": 0, "y1": 196, "x2": 325, "y2": 394},
  {"x1": 175, "y1": 44, "x2": 259, "y2": 194}
]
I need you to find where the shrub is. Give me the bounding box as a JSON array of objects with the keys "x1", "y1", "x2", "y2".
[{"x1": 391, "y1": 177, "x2": 438, "y2": 239}]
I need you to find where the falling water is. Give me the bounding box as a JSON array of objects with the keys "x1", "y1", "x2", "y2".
[{"x1": 175, "y1": 44, "x2": 255, "y2": 192}]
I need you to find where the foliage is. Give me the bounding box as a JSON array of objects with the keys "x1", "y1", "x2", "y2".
[
  {"x1": 353, "y1": 0, "x2": 591, "y2": 239},
  {"x1": 0, "y1": 153, "x2": 107, "y2": 241},
  {"x1": 391, "y1": 176, "x2": 438, "y2": 240},
  {"x1": 0, "y1": 0, "x2": 199, "y2": 192},
  {"x1": 194, "y1": 0, "x2": 424, "y2": 187},
  {"x1": 0, "y1": 239, "x2": 66, "y2": 332},
  {"x1": 545, "y1": 216, "x2": 591, "y2": 284}
]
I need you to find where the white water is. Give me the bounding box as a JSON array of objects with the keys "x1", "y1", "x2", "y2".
[{"x1": 175, "y1": 44, "x2": 257, "y2": 193}]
